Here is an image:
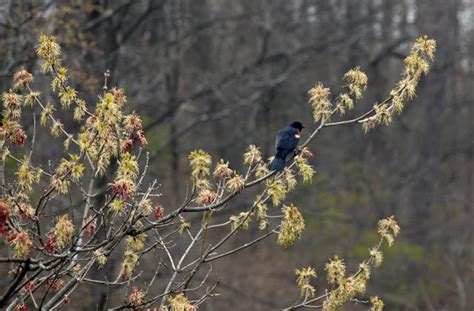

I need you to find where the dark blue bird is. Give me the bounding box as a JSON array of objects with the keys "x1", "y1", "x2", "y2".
[{"x1": 268, "y1": 121, "x2": 305, "y2": 171}]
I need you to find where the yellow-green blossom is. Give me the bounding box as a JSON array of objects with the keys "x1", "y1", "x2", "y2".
[
  {"x1": 325, "y1": 255, "x2": 346, "y2": 285},
  {"x1": 277, "y1": 204, "x2": 305, "y2": 247},
  {"x1": 168, "y1": 294, "x2": 196, "y2": 311},
  {"x1": 295, "y1": 267, "x2": 317, "y2": 298},
  {"x1": 54, "y1": 214, "x2": 74, "y2": 250},
  {"x1": 308, "y1": 83, "x2": 332, "y2": 122},
  {"x1": 243, "y1": 144, "x2": 262, "y2": 165}
]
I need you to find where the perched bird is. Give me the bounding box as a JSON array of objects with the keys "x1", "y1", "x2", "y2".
[{"x1": 268, "y1": 121, "x2": 305, "y2": 171}]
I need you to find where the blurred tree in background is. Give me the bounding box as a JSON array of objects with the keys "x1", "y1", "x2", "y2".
[{"x1": 0, "y1": 0, "x2": 472, "y2": 310}]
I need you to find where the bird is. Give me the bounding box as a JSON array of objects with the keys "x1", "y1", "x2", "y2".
[{"x1": 268, "y1": 121, "x2": 305, "y2": 171}]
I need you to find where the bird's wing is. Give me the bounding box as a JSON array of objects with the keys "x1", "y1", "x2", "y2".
[{"x1": 275, "y1": 127, "x2": 298, "y2": 151}]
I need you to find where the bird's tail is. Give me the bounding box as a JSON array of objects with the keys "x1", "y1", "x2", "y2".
[{"x1": 268, "y1": 154, "x2": 286, "y2": 171}]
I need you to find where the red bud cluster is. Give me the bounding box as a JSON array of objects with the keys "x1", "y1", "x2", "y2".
[
  {"x1": 120, "y1": 112, "x2": 147, "y2": 154},
  {"x1": 0, "y1": 124, "x2": 27, "y2": 146},
  {"x1": 45, "y1": 234, "x2": 57, "y2": 253},
  {"x1": 121, "y1": 139, "x2": 133, "y2": 153},
  {"x1": 112, "y1": 179, "x2": 134, "y2": 201},
  {"x1": 0, "y1": 202, "x2": 10, "y2": 236},
  {"x1": 154, "y1": 205, "x2": 164, "y2": 220},
  {"x1": 14, "y1": 128, "x2": 27, "y2": 145},
  {"x1": 13, "y1": 304, "x2": 27, "y2": 311},
  {"x1": 302, "y1": 150, "x2": 314, "y2": 158},
  {"x1": 20, "y1": 281, "x2": 36, "y2": 294},
  {"x1": 85, "y1": 217, "x2": 96, "y2": 236},
  {"x1": 133, "y1": 130, "x2": 147, "y2": 147}
]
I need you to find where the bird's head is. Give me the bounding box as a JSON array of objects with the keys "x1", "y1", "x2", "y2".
[
  {"x1": 290, "y1": 121, "x2": 304, "y2": 138},
  {"x1": 290, "y1": 121, "x2": 304, "y2": 131}
]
